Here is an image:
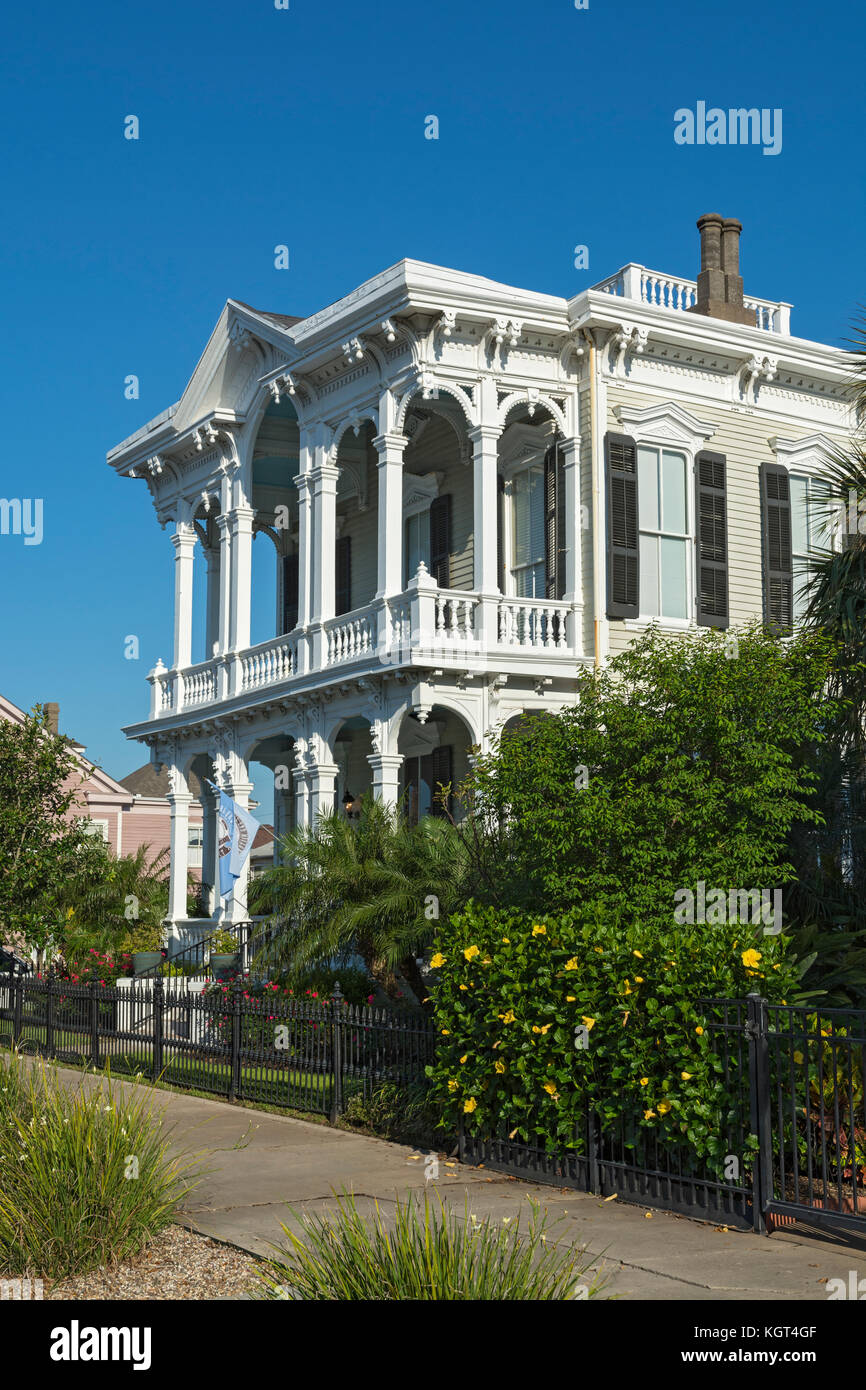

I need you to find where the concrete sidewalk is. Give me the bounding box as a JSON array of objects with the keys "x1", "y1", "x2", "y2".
[{"x1": 54, "y1": 1067, "x2": 866, "y2": 1301}]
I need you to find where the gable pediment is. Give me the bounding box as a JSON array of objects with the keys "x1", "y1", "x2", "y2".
[{"x1": 613, "y1": 400, "x2": 716, "y2": 448}]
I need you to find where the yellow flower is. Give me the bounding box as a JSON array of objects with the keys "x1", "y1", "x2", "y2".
[
  {"x1": 441, "y1": 1029, "x2": 450, "y2": 1035},
  {"x1": 644, "y1": 1109, "x2": 656, "y2": 1120},
  {"x1": 501, "y1": 1010, "x2": 515, "y2": 1024},
  {"x1": 459, "y1": 984, "x2": 468, "y2": 991},
  {"x1": 657, "y1": 1100, "x2": 671, "y2": 1115},
  {"x1": 623, "y1": 980, "x2": 632, "y2": 995},
  {"x1": 501, "y1": 937, "x2": 510, "y2": 944},
  {"x1": 681, "y1": 1071, "x2": 693, "y2": 1080},
  {"x1": 447, "y1": 1079, "x2": 458, "y2": 1092},
  {"x1": 594, "y1": 947, "x2": 604, "y2": 954},
  {"x1": 635, "y1": 976, "x2": 644, "y2": 984},
  {"x1": 741, "y1": 949, "x2": 762, "y2": 970},
  {"x1": 581, "y1": 1017, "x2": 596, "y2": 1030},
  {"x1": 532, "y1": 924, "x2": 547, "y2": 937},
  {"x1": 793, "y1": 1051, "x2": 804, "y2": 1064},
  {"x1": 564, "y1": 957, "x2": 579, "y2": 971},
  {"x1": 459, "y1": 1054, "x2": 468, "y2": 1064},
  {"x1": 464, "y1": 945, "x2": 480, "y2": 962},
  {"x1": 566, "y1": 995, "x2": 576, "y2": 1002},
  {"x1": 430, "y1": 953, "x2": 446, "y2": 969},
  {"x1": 695, "y1": 1026, "x2": 704, "y2": 1036},
  {"x1": 494, "y1": 1060, "x2": 506, "y2": 1074},
  {"x1": 633, "y1": 950, "x2": 644, "y2": 959},
  {"x1": 463, "y1": 1097, "x2": 477, "y2": 1114},
  {"x1": 639, "y1": 1076, "x2": 649, "y2": 1086},
  {"x1": 543, "y1": 1081, "x2": 559, "y2": 1098},
  {"x1": 532, "y1": 1023, "x2": 552, "y2": 1035}
]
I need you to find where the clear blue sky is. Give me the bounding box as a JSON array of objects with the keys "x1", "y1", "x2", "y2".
[{"x1": 1, "y1": 0, "x2": 863, "y2": 787}]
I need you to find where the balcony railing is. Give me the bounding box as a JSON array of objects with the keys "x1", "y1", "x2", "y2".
[
  {"x1": 146, "y1": 587, "x2": 581, "y2": 720},
  {"x1": 591, "y1": 263, "x2": 791, "y2": 334}
]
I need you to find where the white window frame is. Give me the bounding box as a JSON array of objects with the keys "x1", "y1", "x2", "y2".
[
  {"x1": 500, "y1": 424, "x2": 555, "y2": 600},
  {"x1": 789, "y1": 471, "x2": 835, "y2": 624},
  {"x1": 82, "y1": 817, "x2": 109, "y2": 842},
  {"x1": 612, "y1": 402, "x2": 717, "y2": 633},
  {"x1": 634, "y1": 442, "x2": 694, "y2": 628},
  {"x1": 402, "y1": 471, "x2": 442, "y2": 587}
]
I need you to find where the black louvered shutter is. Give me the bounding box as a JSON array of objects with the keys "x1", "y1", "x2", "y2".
[
  {"x1": 423, "y1": 744, "x2": 453, "y2": 818},
  {"x1": 543, "y1": 442, "x2": 566, "y2": 600},
  {"x1": 605, "y1": 432, "x2": 639, "y2": 619},
  {"x1": 760, "y1": 463, "x2": 793, "y2": 631},
  {"x1": 695, "y1": 451, "x2": 729, "y2": 628},
  {"x1": 335, "y1": 536, "x2": 352, "y2": 616},
  {"x1": 497, "y1": 473, "x2": 505, "y2": 592},
  {"x1": 282, "y1": 552, "x2": 299, "y2": 633},
  {"x1": 429, "y1": 494, "x2": 451, "y2": 587}
]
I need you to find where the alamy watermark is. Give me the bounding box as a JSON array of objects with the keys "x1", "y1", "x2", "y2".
[
  {"x1": 674, "y1": 103, "x2": 782, "y2": 156},
  {"x1": 0, "y1": 498, "x2": 43, "y2": 545},
  {"x1": 674, "y1": 881, "x2": 782, "y2": 935}
]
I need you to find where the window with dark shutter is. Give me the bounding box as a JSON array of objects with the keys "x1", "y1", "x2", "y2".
[
  {"x1": 605, "y1": 432, "x2": 639, "y2": 619},
  {"x1": 281, "y1": 552, "x2": 299, "y2": 633},
  {"x1": 544, "y1": 442, "x2": 566, "y2": 601},
  {"x1": 497, "y1": 472, "x2": 505, "y2": 592},
  {"x1": 695, "y1": 450, "x2": 729, "y2": 628},
  {"x1": 760, "y1": 462, "x2": 793, "y2": 631},
  {"x1": 335, "y1": 536, "x2": 352, "y2": 616},
  {"x1": 429, "y1": 494, "x2": 451, "y2": 588},
  {"x1": 423, "y1": 744, "x2": 453, "y2": 818}
]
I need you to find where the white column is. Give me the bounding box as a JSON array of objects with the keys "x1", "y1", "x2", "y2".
[
  {"x1": 469, "y1": 425, "x2": 501, "y2": 593},
  {"x1": 367, "y1": 752, "x2": 403, "y2": 806},
  {"x1": 223, "y1": 775, "x2": 254, "y2": 924},
  {"x1": 216, "y1": 512, "x2": 232, "y2": 698},
  {"x1": 200, "y1": 785, "x2": 218, "y2": 919},
  {"x1": 167, "y1": 782, "x2": 192, "y2": 925},
  {"x1": 229, "y1": 506, "x2": 255, "y2": 651},
  {"x1": 295, "y1": 471, "x2": 313, "y2": 627},
  {"x1": 469, "y1": 423, "x2": 501, "y2": 654},
  {"x1": 172, "y1": 521, "x2": 196, "y2": 670},
  {"x1": 373, "y1": 433, "x2": 406, "y2": 598},
  {"x1": 309, "y1": 459, "x2": 339, "y2": 669},
  {"x1": 560, "y1": 436, "x2": 583, "y2": 656},
  {"x1": 309, "y1": 759, "x2": 339, "y2": 824}
]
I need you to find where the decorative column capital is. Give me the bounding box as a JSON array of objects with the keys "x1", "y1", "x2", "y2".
[
  {"x1": 373, "y1": 432, "x2": 408, "y2": 457},
  {"x1": 468, "y1": 424, "x2": 502, "y2": 446}
]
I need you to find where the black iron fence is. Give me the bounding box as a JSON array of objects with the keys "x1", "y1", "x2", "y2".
[
  {"x1": 3, "y1": 973, "x2": 864, "y2": 1236},
  {"x1": 0, "y1": 973, "x2": 436, "y2": 1120},
  {"x1": 460, "y1": 994, "x2": 866, "y2": 1237}
]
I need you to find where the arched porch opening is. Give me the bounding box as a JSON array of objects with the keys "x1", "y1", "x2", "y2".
[{"x1": 397, "y1": 704, "x2": 476, "y2": 823}]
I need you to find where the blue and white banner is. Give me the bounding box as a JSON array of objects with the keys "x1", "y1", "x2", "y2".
[{"x1": 207, "y1": 782, "x2": 262, "y2": 900}]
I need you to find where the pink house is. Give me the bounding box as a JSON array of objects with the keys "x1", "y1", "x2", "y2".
[{"x1": 0, "y1": 694, "x2": 203, "y2": 874}]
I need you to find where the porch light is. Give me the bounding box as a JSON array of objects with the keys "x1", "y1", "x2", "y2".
[{"x1": 342, "y1": 789, "x2": 356, "y2": 815}]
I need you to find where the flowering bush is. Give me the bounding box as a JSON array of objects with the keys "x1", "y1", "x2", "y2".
[
  {"x1": 56, "y1": 946, "x2": 133, "y2": 986},
  {"x1": 426, "y1": 901, "x2": 801, "y2": 1165}
]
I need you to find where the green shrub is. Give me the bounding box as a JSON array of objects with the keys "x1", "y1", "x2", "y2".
[
  {"x1": 343, "y1": 1081, "x2": 441, "y2": 1146},
  {"x1": 0, "y1": 1052, "x2": 199, "y2": 1278},
  {"x1": 255, "y1": 1189, "x2": 601, "y2": 1300},
  {"x1": 277, "y1": 966, "x2": 374, "y2": 1007},
  {"x1": 426, "y1": 901, "x2": 801, "y2": 1165}
]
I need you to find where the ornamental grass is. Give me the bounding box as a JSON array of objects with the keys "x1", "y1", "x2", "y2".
[
  {"x1": 255, "y1": 1188, "x2": 602, "y2": 1300},
  {"x1": 0, "y1": 1050, "x2": 199, "y2": 1279}
]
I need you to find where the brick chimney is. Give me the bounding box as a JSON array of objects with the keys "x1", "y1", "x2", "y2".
[
  {"x1": 44, "y1": 702, "x2": 59, "y2": 735},
  {"x1": 689, "y1": 213, "x2": 753, "y2": 325}
]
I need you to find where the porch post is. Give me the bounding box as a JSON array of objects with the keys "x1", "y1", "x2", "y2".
[
  {"x1": 367, "y1": 752, "x2": 404, "y2": 807},
  {"x1": 223, "y1": 774, "x2": 254, "y2": 924},
  {"x1": 167, "y1": 779, "x2": 192, "y2": 926},
  {"x1": 216, "y1": 511, "x2": 233, "y2": 698},
  {"x1": 203, "y1": 545, "x2": 221, "y2": 657},
  {"x1": 373, "y1": 432, "x2": 406, "y2": 598},
  {"x1": 172, "y1": 519, "x2": 196, "y2": 671},
  {"x1": 469, "y1": 423, "x2": 501, "y2": 654},
  {"x1": 309, "y1": 758, "x2": 339, "y2": 825},
  {"x1": 308, "y1": 454, "x2": 339, "y2": 669},
  {"x1": 560, "y1": 436, "x2": 583, "y2": 656}
]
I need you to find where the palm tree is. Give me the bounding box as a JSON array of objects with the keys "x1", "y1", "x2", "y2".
[
  {"x1": 59, "y1": 844, "x2": 170, "y2": 959},
  {"x1": 248, "y1": 795, "x2": 470, "y2": 1005}
]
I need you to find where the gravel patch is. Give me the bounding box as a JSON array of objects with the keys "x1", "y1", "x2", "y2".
[{"x1": 12, "y1": 1224, "x2": 263, "y2": 1301}]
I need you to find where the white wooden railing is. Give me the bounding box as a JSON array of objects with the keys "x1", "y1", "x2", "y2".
[
  {"x1": 433, "y1": 590, "x2": 478, "y2": 642},
  {"x1": 497, "y1": 597, "x2": 570, "y2": 650},
  {"x1": 593, "y1": 264, "x2": 790, "y2": 334},
  {"x1": 240, "y1": 634, "x2": 297, "y2": 691},
  {"x1": 325, "y1": 603, "x2": 376, "y2": 665},
  {"x1": 181, "y1": 660, "x2": 217, "y2": 708}
]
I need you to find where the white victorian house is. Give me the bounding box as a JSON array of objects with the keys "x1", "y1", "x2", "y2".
[{"x1": 107, "y1": 214, "x2": 856, "y2": 937}]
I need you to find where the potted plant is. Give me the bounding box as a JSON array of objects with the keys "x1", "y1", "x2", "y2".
[{"x1": 209, "y1": 927, "x2": 240, "y2": 979}]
